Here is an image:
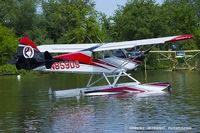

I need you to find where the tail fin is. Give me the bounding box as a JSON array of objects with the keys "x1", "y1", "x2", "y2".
[
  {"x1": 17, "y1": 37, "x2": 41, "y2": 60},
  {"x1": 19, "y1": 37, "x2": 39, "y2": 51},
  {"x1": 9, "y1": 36, "x2": 53, "y2": 70}
]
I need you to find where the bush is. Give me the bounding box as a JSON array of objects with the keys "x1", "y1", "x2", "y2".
[
  {"x1": 0, "y1": 24, "x2": 18, "y2": 65},
  {"x1": 0, "y1": 64, "x2": 27, "y2": 75}
]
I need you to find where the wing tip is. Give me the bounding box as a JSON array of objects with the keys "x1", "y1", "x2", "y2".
[{"x1": 165, "y1": 34, "x2": 193, "y2": 43}]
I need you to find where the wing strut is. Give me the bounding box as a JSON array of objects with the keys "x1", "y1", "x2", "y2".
[{"x1": 86, "y1": 71, "x2": 141, "y2": 89}]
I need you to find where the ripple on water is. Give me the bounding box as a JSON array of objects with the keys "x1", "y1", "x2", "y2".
[{"x1": 0, "y1": 71, "x2": 200, "y2": 132}]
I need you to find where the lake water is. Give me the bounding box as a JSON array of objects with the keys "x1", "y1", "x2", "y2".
[{"x1": 0, "y1": 71, "x2": 199, "y2": 133}]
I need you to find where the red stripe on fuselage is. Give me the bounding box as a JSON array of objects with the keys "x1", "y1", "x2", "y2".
[
  {"x1": 91, "y1": 62, "x2": 110, "y2": 70},
  {"x1": 94, "y1": 59, "x2": 117, "y2": 68},
  {"x1": 54, "y1": 53, "x2": 92, "y2": 64},
  {"x1": 53, "y1": 53, "x2": 116, "y2": 70}
]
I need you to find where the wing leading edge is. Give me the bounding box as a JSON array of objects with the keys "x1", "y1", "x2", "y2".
[
  {"x1": 37, "y1": 34, "x2": 192, "y2": 53},
  {"x1": 93, "y1": 34, "x2": 192, "y2": 52}
]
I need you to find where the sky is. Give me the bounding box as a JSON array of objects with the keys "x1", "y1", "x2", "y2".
[
  {"x1": 95, "y1": 0, "x2": 163, "y2": 16},
  {"x1": 95, "y1": 0, "x2": 127, "y2": 16}
]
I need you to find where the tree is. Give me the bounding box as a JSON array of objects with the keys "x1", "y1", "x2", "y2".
[
  {"x1": 111, "y1": 0, "x2": 161, "y2": 41},
  {"x1": 97, "y1": 12, "x2": 114, "y2": 42},
  {"x1": 15, "y1": 0, "x2": 37, "y2": 36},
  {"x1": 162, "y1": 0, "x2": 196, "y2": 34},
  {"x1": 109, "y1": 0, "x2": 198, "y2": 49},
  {"x1": 0, "y1": 0, "x2": 18, "y2": 28},
  {"x1": 162, "y1": 0, "x2": 198, "y2": 49},
  {"x1": 0, "y1": 24, "x2": 18, "y2": 65},
  {"x1": 42, "y1": 0, "x2": 104, "y2": 43},
  {"x1": 0, "y1": 0, "x2": 37, "y2": 36}
]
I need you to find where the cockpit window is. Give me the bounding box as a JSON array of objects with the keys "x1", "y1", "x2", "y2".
[
  {"x1": 92, "y1": 49, "x2": 127, "y2": 60},
  {"x1": 112, "y1": 49, "x2": 127, "y2": 58}
]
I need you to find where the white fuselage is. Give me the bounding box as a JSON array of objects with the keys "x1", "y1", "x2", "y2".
[{"x1": 34, "y1": 56, "x2": 139, "y2": 74}]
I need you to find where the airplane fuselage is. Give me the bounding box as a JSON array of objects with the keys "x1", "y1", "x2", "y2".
[{"x1": 34, "y1": 56, "x2": 139, "y2": 74}]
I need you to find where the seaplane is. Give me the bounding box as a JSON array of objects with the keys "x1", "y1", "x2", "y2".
[{"x1": 10, "y1": 34, "x2": 192, "y2": 98}]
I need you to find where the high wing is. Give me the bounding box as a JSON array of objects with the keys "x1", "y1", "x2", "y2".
[
  {"x1": 38, "y1": 44, "x2": 97, "y2": 53},
  {"x1": 93, "y1": 34, "x2": 192, "y2": 52},
  {"x1": 37, "y1": 34, "x2": 192, "y2": 53}
]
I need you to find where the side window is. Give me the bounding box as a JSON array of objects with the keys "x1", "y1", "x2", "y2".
[
  {"x1": 92, "y1": 52, "x2": 104, "y2": 60},
  {"x1": 112, "y1": 49, "x2": 127, "y2": 58},
  {"x1": 92, "y1": 50, "x2": 127, "y2": 59}
]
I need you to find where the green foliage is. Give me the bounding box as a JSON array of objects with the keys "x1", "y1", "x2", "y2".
[
  {"x1": 0, "y1": 64, "x2": 27, "y2": 75},
  {"x1": 0, "y1": 0, "x2": 37, "y2": 36},
  {"x1": 0, "y1": 0, "x2": 18, "y2": 28},
  {"x1": 0, "y1": 64, "x2": 18, "y2": 75},
  {"x1": 0, "y1": 24, "x2": 18, "y2": 65},
  {"x1": 97, "y1": 13, "x2": 113, "y2": 42},
  {"x1": 146, "y1": 54, "x2": 173, "y2": 70},
  {"x1": 60, "y1": 14, "x2": 104, "y2": 43},
  {"x1": 15, "y1": 0, "x2": 36, "y2": 36},
  {"x1": 162, "y1": 0, "x2": 196, "y2": 34},
  {"x1": 42, "y1": 0, "x2": 104, "y2": 43},
  {"x1": 193, "y1": 28, "x2": 200, "y2": 49},
  {"x1": 111, "y1": 0, "x2": 160, "y2": 41},
  {"x1": 109, "y1": 0, "x2": 198, "y2": 42}
]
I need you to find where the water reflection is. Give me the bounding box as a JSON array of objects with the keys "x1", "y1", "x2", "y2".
[{"x1": 0, "y1": 71, "x2": 199, "y2": 132}]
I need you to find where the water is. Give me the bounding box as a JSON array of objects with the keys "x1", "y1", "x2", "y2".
[{"x1": 0, "y1": 71, "x2": 200, "y2": 133}]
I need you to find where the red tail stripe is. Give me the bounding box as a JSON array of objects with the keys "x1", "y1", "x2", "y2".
[{"x1": 20, "y1": 37, "x2": 39, "y2": 51}]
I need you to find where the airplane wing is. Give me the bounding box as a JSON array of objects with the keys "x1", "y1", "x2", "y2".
[
  {"x1": 37, "y1": 34, "x2": 192, "y2": 53},
  {"x1": 93, "y1": 34, "x2": 192, "y2": 52},
  {"x1": 38, "y1": 44, "x2": 97, "y2": 53}
]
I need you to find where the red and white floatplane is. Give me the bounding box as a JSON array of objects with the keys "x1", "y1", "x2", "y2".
[{"x1": 10, "y1": 34, "x2": 192, "y2": 98}]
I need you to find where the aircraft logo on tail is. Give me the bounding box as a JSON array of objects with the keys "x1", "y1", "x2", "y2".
[{"x1": 23, "y1": 46, "x2": 34, "y2": 58}]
